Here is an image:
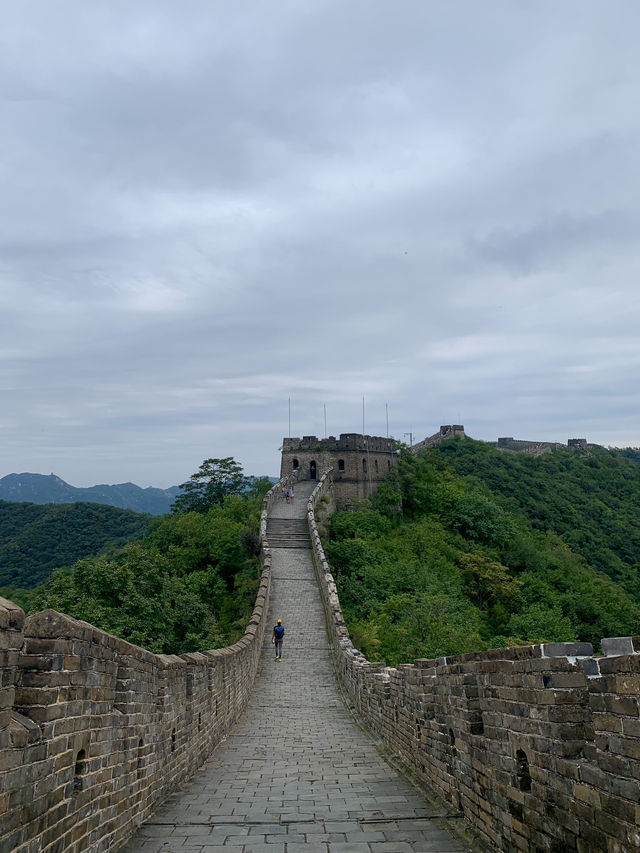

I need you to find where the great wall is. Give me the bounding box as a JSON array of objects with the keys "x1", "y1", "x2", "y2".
[{"x1": 1, "y1": 435, "x2": 639, "y2": 853}]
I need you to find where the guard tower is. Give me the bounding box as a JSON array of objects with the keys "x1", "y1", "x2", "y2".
[{"x1": 280, "y1": 433, "x2": 397, "y2": 507}]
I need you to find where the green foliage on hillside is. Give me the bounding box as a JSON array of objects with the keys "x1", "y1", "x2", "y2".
[
  {"x1": 172, "y1": 457, "x2": 272, "y2": 514},
  {"x1": 21, "y1": 462, "x2": 271, "y2": 655},
  {"x1": 326, "y1": 443, "x2": 640, "y2": 666},
  {"x1": 0, "y1": 501, "x2": 152, "y2": 588},
  {"x1": 436, "y1": 440, "x2": 640, "y2": 598},
  {"x1": 172, "y1": 457, "x2": 249, "y2": 513},
  {"x1": 610, "y1": 447, "x2": 640, "y2": 466}
]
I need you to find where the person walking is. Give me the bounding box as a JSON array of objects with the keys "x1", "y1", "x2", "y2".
[{"x1": 272, "y1": 619, "x2": 285, "y2": 660}]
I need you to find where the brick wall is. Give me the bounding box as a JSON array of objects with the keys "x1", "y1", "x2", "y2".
[
  {"x1": 308, "y1": 474, "x2": 640, "y2": 853},
  {"x1": 281, "y1": 434, "x2": 397, "y2": 507},
  {"x1": 0, "y1": 477, "x2": 289, "y2": 853}
]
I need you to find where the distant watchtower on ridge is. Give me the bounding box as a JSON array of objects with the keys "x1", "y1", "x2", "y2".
[{"x1": 280, "y1": 433, "x2": 397, "y2": 506}]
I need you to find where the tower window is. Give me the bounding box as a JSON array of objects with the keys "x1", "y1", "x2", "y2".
[
  {"x1": 292, "y1": 458, "x2": 299, "y2": 469},
  {"x1": 338, "y1": 459, "x2": 345, "y2": 471},
  {"x1": 362, "y1": 458, "x2": 367, "y2": 473}
]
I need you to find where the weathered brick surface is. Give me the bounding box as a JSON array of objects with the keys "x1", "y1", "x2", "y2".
[
  {"x1": 308, "y1": 472, "x2": 640, "y2": 853},
  {"x1": 281, "y1": 433, "x2": 397, "y2": 506},
  {"x1": 0, "y1": 476, "x2": 293, "y2": 853}
]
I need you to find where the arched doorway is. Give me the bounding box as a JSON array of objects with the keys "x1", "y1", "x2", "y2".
[{"x1": 309, "y1": 460, "x2": 317, "y2": 480}]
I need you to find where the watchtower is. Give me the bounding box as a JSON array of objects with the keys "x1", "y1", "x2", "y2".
[{"x1": 280, "y1": 433, "x2": 397, "y2": 506}]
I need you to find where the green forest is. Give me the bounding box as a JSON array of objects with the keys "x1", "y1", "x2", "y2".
[
  {"x1": 0, "y1": 501, "x2": 152, "y2": 589},
  {"x1": 325, "y1": 440, "x2": 640, "y2": 666},
  {"x1": 3, "y1": 459, "x2": 273, "y2": 655},
  {"x1": 5, "y1": 443, "x2": 640, "y2": 664}
]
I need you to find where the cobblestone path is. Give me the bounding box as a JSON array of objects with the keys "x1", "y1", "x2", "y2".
[{"x1": 124, "y1": 482, "x2": 473, "y2": 853}]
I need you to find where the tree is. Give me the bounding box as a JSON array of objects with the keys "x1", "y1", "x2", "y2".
[
  {"x1": 458, "y1": 553, "x2": 522, "y2": 609},
  {"x1": 172, "y1": 457, "x2": 249, "y2": 514}
]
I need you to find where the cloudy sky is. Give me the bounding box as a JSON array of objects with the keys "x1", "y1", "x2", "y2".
[{"x1": 1, "y1": 1, "x2": 639, "y2": 487}]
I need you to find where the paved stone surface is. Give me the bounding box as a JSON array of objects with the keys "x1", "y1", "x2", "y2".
[{"x1": 122, "y1": 482, "x2": 472, "y2": 852}]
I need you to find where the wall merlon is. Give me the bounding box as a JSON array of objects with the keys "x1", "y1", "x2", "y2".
[
  {"x1": 601, "y1": 636, "x2": 640, "y2": 656},
  {"x1": 0, "y1": 597, "x2": 25, "y2": 631}
]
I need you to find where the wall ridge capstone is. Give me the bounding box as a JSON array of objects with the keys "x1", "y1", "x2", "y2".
[
  {"x1": 308, "y1": 474, "x2": 640, "y2": 853},
  {"x1": 0, "y1": 473, "x2": 296, "y2": 853}
]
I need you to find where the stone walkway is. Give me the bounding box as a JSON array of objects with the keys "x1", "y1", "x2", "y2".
[{"x1": 123, "y1": 482, "x2": 473, "y2": 853}]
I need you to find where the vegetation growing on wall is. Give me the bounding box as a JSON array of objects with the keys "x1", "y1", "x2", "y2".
[
  {"x1": 325, "y1": 442, "x2": 640, "y2": 666},
  {"x1": 11, "y1": 461, "x2": 272, "y2": 655}
]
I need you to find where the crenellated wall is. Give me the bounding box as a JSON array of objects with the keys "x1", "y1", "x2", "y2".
[
  {"x1": 411, "y1": 424, "x2": 466, "y2": 453},
  {"x1": 0, "y1": 476, "x2": 292, "y2": 853},
  {"x1": 281, "y1": 434, "x2": 397, "y2": 506},
  {"x1": 308, "y1": 472, "x2": 640, "y2": 853}
]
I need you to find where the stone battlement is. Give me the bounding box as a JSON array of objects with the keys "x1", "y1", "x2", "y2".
[
  {"x1": 409, "y1": 426, "x2": 591, "y2": 458},
  {"x1": 307, "y1": 473, "x2": 640, "y2": 853},
  {"x1": 281, "y1": 434, "x2": 397, "y2": 506},
  {"x1": 495, "y1": 436, "x2": 591, "y2": 456},
  {"x1": 283, "y1": 433, "x2": 396, "y2": 453},
  {"x1": 411, "y1": 424, "x2": 466, "y2": 453}
]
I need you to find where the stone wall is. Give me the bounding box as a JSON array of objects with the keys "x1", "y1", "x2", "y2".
[
  {"x1": 411, "y1": 424, "x2": 466, "y2": 454},
  {"x1": 308, "y1": 475, "x2": 640, "y2": 853},
  {"x1": 495, "y1": 437, "x2": 563, "y2": 454},
  {"x1": 281, "y1": 434, "x2": 396, "y2": 507},
  {"x1": 0, "y1": 477, "x2": 289, "y2": 853}
]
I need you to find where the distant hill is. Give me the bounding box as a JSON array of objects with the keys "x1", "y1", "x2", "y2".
[
  {"x1": 0, "y1": 473, "x2": 181, "y2": 515},
  {"x1": 611, "y1": 447, "x2": 640, "y2": 466},
  {"x1": 0, "y1": 501, "x2": 152, "y2": 588},
  {"x1": 435, "y1": 439, "x2": 640, "y2": 596}
]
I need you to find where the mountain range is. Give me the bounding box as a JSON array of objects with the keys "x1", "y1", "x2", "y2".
[{"x1": 0, "y1": 473, "x2": 181, "y2": 516}]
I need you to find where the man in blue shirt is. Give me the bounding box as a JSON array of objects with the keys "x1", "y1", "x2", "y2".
[{"x1": 272, "y1": 619, "x2": 285, "y2": 660}]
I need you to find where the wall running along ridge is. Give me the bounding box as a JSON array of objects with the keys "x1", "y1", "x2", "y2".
[
  {"x1": 308, "y1": 470, "x2": 640, "y2": 853},
  {"x1": 0, "y1": 474, "x2": 296, "y2": 853}
]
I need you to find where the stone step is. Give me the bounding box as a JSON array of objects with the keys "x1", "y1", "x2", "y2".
[
  {"x1": 267, "y1": 531, "x2": 311, "y2": 548},
  {"x1": 267, "y1": 530, "x2": 309, "y2": 541},
  {"x1": 267, "y1": 539, "x2": 311, "y2": 549},
  {"x1": 266, "y1": 518, "x2": 311, "y2": 548},
  {"x1": 267, "y1": 518, "x2": 308, "y2": 530}
]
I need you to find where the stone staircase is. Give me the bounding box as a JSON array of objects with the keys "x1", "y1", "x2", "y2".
[{"x1": 266, "y1": 517, "x2": 311, "y2": 549}]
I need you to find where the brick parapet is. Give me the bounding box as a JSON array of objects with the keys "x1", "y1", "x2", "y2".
[
  {"x1": 308, "y1": 478, "x2": 640, "y2": 853},
  {"x1": 0, "y1": 476, "x2": 289, "y2": 853},
  {"x1": 411, "y1": 424, "x2": 466, "y2": 454}
]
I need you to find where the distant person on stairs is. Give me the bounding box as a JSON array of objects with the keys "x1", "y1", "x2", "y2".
[{"x1": 272, "y1": 619, "x2": 285, "y2": 660}]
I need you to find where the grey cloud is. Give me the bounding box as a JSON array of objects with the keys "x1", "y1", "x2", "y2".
[{"x1": 1, "y1": 1, "x2": 640, "y2": 485}]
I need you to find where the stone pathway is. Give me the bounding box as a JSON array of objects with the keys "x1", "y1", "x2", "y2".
[{"x1": 123, "y1": 482, "x2": 473, "y2": 853}]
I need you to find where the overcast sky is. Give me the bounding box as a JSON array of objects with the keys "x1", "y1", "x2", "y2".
[{"x1": 1, "y1": 1, "x2": 639, "y2": 487}]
